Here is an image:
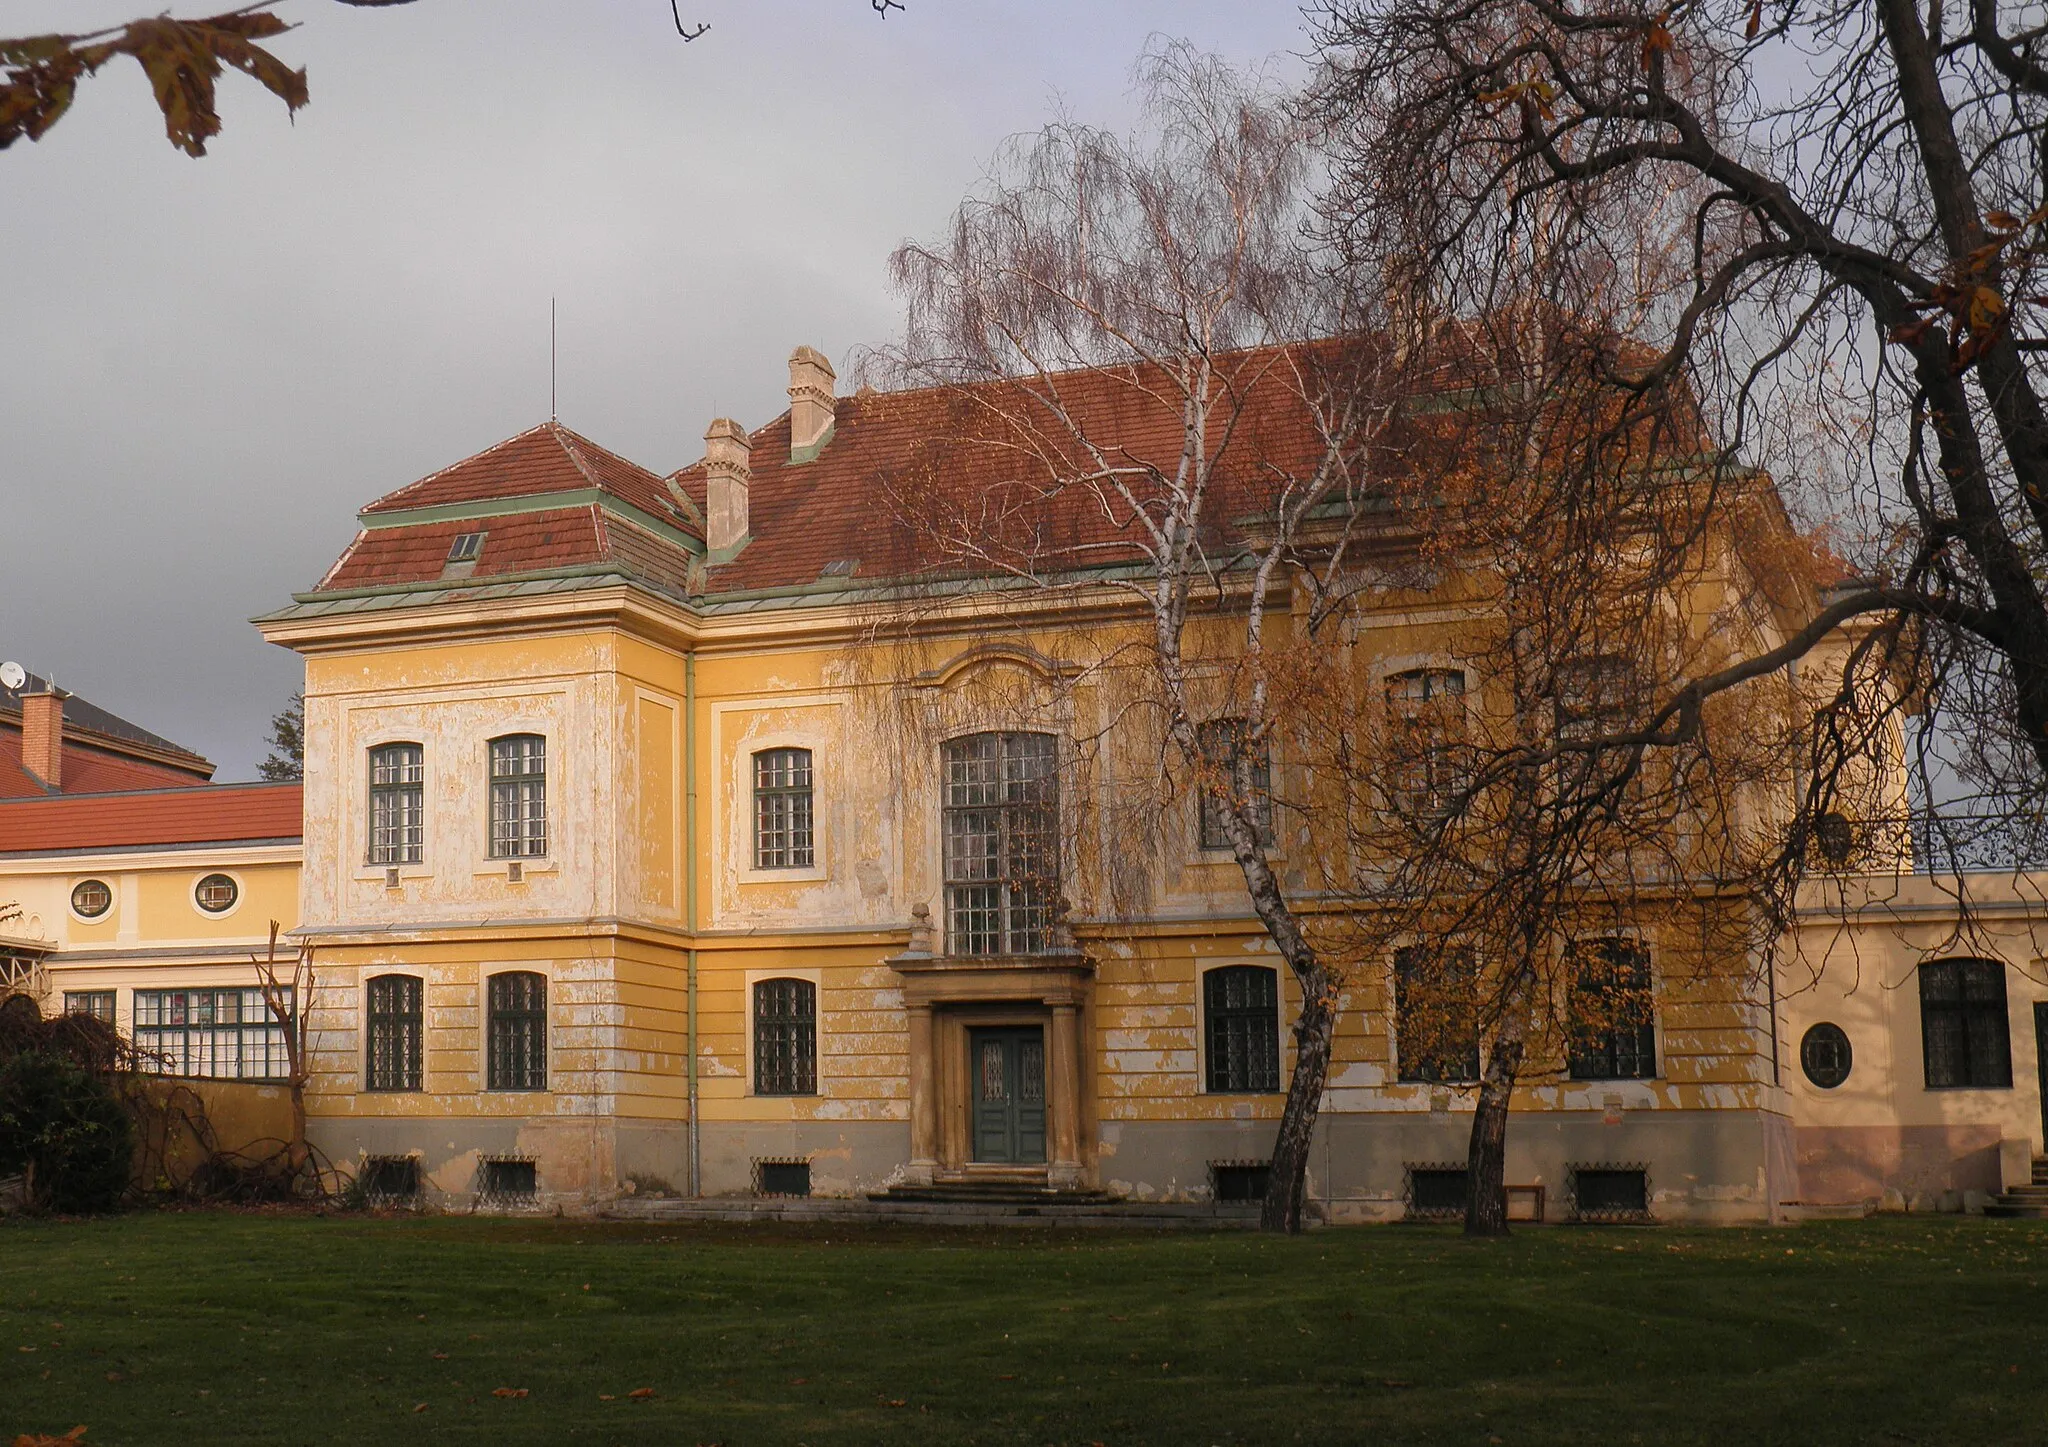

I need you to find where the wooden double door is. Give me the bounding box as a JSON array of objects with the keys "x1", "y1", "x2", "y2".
[{"x1": 970, "y1": 1026, "x2": 1047, "y2": 1164}]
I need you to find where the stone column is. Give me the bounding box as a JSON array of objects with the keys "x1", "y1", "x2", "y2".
[
  {"x1": 906, "y1": 1003, "x2": 938, "y2": 1186},
  {"x1": 1048, "y1": 1002, "x2": 1083, "y2": 1189}
]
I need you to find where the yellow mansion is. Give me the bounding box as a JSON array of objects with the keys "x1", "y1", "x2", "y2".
[{"x1": 4, "y1": 344, "x2": 2043, "y2": 1220}]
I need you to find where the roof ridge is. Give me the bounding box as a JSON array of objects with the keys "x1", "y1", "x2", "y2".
[
  {"x1": 0, "y1": 780, "x2": 302, "y2": 806},
  {"x1": 363, "y1": 422, "x2": 559, "y2": 513},
  {"x1": 548, "y1": 421, "x2": 606, "y2": 490}
]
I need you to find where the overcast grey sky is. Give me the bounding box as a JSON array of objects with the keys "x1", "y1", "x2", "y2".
[{"x1": 0, "y1": 0, "x2": 1313, "y2": 779}]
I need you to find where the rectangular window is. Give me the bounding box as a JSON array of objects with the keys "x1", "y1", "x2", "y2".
[
  {"x1": 1197, "y1": 718, "x2": 1274, "y2": 852},
  {"x1": 753, "y1": 748, "x2": 815, "y2": 869},
  {"x1": 486, "y1": 972, "x2": 547, "y2": 1091},
  {"x1": 942, "y1": 732, "x2": 1059, "y2": 955},
  {"x1": 1554, "y1": 656, "x2": 1635, "y2": 798},
  {"x1": 1572, "y1": 1166, "x2": 1651, "y2": 1221},
  {"x1": 1386, "y1": 669, "x2": 1467, "y2": 817},
  {"x1": 479, "y1": 1158, "x2": 536, "y2": 1202},
  {"x1": 1204, "y1": 965, "x2": 1281, "y2": 1093},
  {"x1": 361, "y1": 1157, "x2": 420, "y2": 1204},
  {"x1": 1408, "y1": 1166, "x2": 1470, "y2": 1219},
  {"x1": 756, "y1": 1160, "x2": 812, "y2": 1197},
  {"x1": 1212, "y1": 1162, "x2": 1272, "y2": 1202},
  {"x1": 64, "y1": 990, "x2": 114, "y2": 1024},
  {"x1": 489, "y1": 735, "x2": 548, "y2": 858},
  {"x1": 1920, "y1": 958, "x2": 2013, "y2": 1088},
  {"x1": 1568, "y1": 938, "x2": 1657, "y2": 1080},
  {"x1": 369, "y1": 743, "x2": 425, "y2": 865},
  {"x1": 753, "y1": 977, "x2": 818, "y2": 1095},
  {"x1": 365, "y1": 974, "x2": 423, "y2": 1092},
  {"x1": 133, "y1": 988, "x2": 291, "y2": 1080},
  {"x1": 1394, "y1": 945, "x2": 1480, "y2": 1084}
]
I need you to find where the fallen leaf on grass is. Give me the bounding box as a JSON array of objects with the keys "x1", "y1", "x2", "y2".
[
  {"x1": 102, "y1": 1374, "x2": 120, "y2": 1384},
  {"x1": 788, "y1": 1378, "x2": 807, "y2": 1386},
  {"x1": 411, "y1": 1404, "x2": 428, "y2": 1414},
  {"x1": 628, "y1": 1388, "x2": 656, "y2": 1400},
  {"x1": 998, "y1": 1374, "x2": 1016, "y2": 1381},
  {"x1": 1381, "y1": 1379, "x2": 1415, "y2": 1389},
  {"x1": 491, "y1": 1388, "x2": 529, "y2": 1399},
  {"x1": 430, "y1": 1352, "x2": 448, "y2": 1361},
  {"x1": 598, "y1": 1395, "x2": 615, "y2": 1402},
  {"x1": 883, "y1": 1398, "x2": 907, "y2": 1408},
  {"x1": 1108, "y1": 1314, "x2": 1128, "y2": 1322},
  {"x1": 12, "y1": 1430, "x2": 87, "y2": 1447}
]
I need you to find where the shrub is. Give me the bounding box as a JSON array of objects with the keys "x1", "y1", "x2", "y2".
[{"x1": 0, "y1": 1051, "x2": 134, "y2": 1213}]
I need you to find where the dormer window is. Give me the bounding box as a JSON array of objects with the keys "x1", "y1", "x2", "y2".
[{"x1": 446, "y1": 531, "x2": 486, "y2": 564}]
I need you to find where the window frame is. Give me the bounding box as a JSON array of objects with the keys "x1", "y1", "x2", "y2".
[
  {"x1": 364, "y1": 973, "x2": 424, "y2": 1093},
  {"x1": 133, "y1": 986, "x2": 291, "y2": 1080},
  {"x1": 1202, "y1": 963, "x2": 1282, "y2": 1094},
  {"x1": 751, "y1": 975, "x2": 819, "y2": 1096},
  {"x1": 69, "y1": 878, "x2": 113, "y2": 921},
  {"x1": 751, "y1": 747, "x2": 816, "y2": 870},
  {"x1": 488, "y1": 733, "x2": 549, "y2": 860},
  {"x1": 64, "y1": 990, "x2": 115, "y2": 1024},
  {"x1": 1393, "y1": 943, "x2": 1481, "y2": 1085},
  {"x1": 368, "y1": 741, "x2": 426, "y2": 866},
  {"x1": 485, "y1": 971, "x2": 548, "y2": 1092},
  {"x1": 940, "y1": 731, "x2": 1060, "y2": 956},
  {"x1": 192, "y1": 871, "x2": 240, "y2": 916},
  {"x1": 1384, "y1": 668, "x2": 1469, "y2": 819},
  {"x1": 1196, "y1": 717, "x2": 1275, "y2": 853},
  {"x1": 1566, "y1": 936, "x2": 1658, "y2": 1081},
  {"x1": 1919, "y1": 957, "x2": 2013, "y2": 1090}
]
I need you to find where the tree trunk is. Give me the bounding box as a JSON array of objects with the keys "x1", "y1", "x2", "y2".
[
  {"x1": 1261, "y1": 967, "x2": 1337, "y2": 1233},
  {"x1": 1464, "y1": 958, "x2": 1533, "y2": 1238}
]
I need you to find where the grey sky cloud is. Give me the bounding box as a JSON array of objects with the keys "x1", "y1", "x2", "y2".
[{"x1": 0, "y1": 0, "x2": 1312, "y2": 779}]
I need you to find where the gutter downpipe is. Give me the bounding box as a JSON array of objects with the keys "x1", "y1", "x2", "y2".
[{"x1": 686, "y1": 650, "x2": 701, "y2": 1198}]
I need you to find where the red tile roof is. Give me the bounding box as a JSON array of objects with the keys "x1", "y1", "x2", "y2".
[
  {"x1": 0, "y1": 730, "x2": 213, "y2": 799},
  {"x1": 357, "y1": 422, "x2": 696, "y2": 530},
  {"x1": 0, "y1": 783, "x2": 302, "y2": 854}
]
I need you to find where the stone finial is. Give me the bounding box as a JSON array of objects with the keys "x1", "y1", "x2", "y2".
[
  {"x1": 907, "y1": 902, "x2": 934, "y2": 955},
  {"x1": 702, "y1": 417, "x2": 751, "y2": 553}
]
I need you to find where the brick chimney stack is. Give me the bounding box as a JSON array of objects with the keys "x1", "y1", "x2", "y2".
[
  {"x1": 787, "y1": 346, "x2": 837, "y2": 461},
  {"x1": 21, "y1": 685, "x2": 67, "y2": 790},
  {"x1": 702, "y1": 417, "x2": 753, "y2": 553}
]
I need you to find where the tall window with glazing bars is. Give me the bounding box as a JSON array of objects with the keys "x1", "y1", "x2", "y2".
[
  {"x1": 365, "y1": 974, "x2": 422, "y2": 1091},
  {"x1": 753, "y1": 977, "x2": 817, "y2": 1095},
  {"x1": 753, "y1": 748, "x2": 814, "y2": 869},
  {"x1": 942, "y1": 732, "x2": 1058, "y2": 955},
  {"x1": 487, "y1": 971, "x2": 547, "y2": 1091},
  {"x1": 368, "y1": 743, "x2": 424, "y2": 864},
  {"x1": 489, "y1": 734, "x2": 547, "y2": 858}
]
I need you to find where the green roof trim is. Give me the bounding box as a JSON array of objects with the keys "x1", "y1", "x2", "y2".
[{"x1": 360, "y1": 488, "x2": 705, "y2": 555}]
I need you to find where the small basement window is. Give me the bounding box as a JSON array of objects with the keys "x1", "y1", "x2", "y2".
[
  {"x1": 446, "y1": 531, "x2": 486, "y2": 563},
  {"x1": 1407, "y1": 1166, "x2": 1469, "y2": 1220},
  {"x1": 756, "y1": 1160, "x2": 811, "y2": 1197},
  {"x1": 361, "y1": 1156, "x2": 419, "y2": 1204},
  {"x1": 1211, "y1": 1162, "x2": 1271, "y2": 1202},
  {"x1": 479, "y1": 1158, "x2": 536, "y2": 1202},
  {"x1": 1571, "y1": 1166, "x2": 1651, "y2": 1222}
]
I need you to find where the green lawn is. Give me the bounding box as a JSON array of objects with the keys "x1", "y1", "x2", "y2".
[{"x1": 3, "y1": 1213, "x2": 2046, "y2": 1446}]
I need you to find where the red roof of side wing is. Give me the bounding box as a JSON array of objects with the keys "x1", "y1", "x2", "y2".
[{"x1": 0, "y1": 783, "x2": 303, "y2": 854}]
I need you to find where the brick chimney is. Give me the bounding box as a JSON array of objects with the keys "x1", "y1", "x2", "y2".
[
  {"x1": 787, "y1": 346, "x2": 837, "y2": 462},
  {"x1": 703, "y1": 417, "x2": 752, "y2": 553},
  {"x1": 21, "y1": 685, "x2": 67, "y2": 790}
]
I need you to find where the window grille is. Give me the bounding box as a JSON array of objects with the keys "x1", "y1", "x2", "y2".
[
  {"x1": 70, "y1": 879, "x2": 112, "y2": 919},
  {"x1": 1386, "y1": 669, "x2": 1467, "y2": 817},
  {"x1": 1567, "y1": 938, "x2": 1657, "y2": 1080},
  {"x1": 369, "y1": 743, "x2": 425, "y2": 865},
  {"x1": 753, "y1": 977, "x2": 817, "y2": 1095},
  {"x1": 1570, "y1": 1164, "x2": 1651, "y2": 1221},
  {"x1": 1920, "y1": 958, "x2": 2012, "y2": 1088},
  {"x1": 1196, "y1": 718, "x2": 1274, "y2": 851},
  {"x1": 1406, "y1": 1165, "x2": 1470, "y2": 1219},
  {"x1": 487, "y1": 972, "x2": 547, "y2": 1091},
  {"x1": 752, "y1": 748, "x2": 815, "y2": 869},
  {"x1": 489, "y1": 735, "x2": 548, "y2": 858},
  {"x1": 941, "y1": 732, "x2": 1058, "y2": 955},
  {"x1": 1800, "y1": 1022, "x2": 1853, "y2": 1089},
  {"x1": 1204, "y1": 965, "x2": 1281, "y2": 1093},
  {"x1": 1394, "y1": 944, "x2": 1481, "y2": 1083},
  {"x1": 1211, "y1": 1162, "x2": 1271, "y2": 1202},
  {"x1": 1553, "y1": 656, "x2": 1635, "y2": 798},
  {"x1": 478, "y1": 1158, "x2": 536, "y2": 1203},
  {"x1": 361, "y1": 1156, "x2": 420, "y2": 1204},
  {"x1": 64, "y1": 990, "x2": 114, "y2": 1024},
  {"x1": 134, "y1": 987, "x2": 290, "y2": 1079},
  {"x1": 365, "y1": 973, "x2": 423, "y2": 1091},
  {"x1": 756, "y1": 1160, "x2": 811, "y2": 1197}
]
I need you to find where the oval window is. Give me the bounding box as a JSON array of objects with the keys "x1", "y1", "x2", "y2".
[
  {"x1": 70, "y1": 879, "x2": 112, "y2": 919},
  {"x1": 1800, "y1": 1022, "x2": 1852, "y2": 1089},
  {"x1": 195, "y1": 873, "x2": 239, "y2": 914}
]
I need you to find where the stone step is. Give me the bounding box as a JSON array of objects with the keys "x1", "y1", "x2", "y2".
[
  {"x1": 1997, "y1": 1185, "x2": 2048, "y2": 1202},
  {"x1": 873, "y1": 1186, "x2": 1116, "y2": 1205},
  {"x1": 602, "y1": 1196, "x2": 1260, "y2": 1229},
  {"x1": 1985, "y1": 1201, "x2": 2048, "y2": 1220},
  {"x1": 2034, "y1": 1157, "x2": 2048, "y2": 1186}
]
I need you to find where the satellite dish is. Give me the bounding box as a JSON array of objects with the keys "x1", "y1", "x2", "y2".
[{"x1": 0, "y1": 662, "x2": 24, "y2": 692}]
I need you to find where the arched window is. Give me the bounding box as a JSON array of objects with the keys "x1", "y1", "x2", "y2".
[
  {"x1": 1196, "y1": 718, "x2": 1273, "y2": 851},
  {"x1": 941, "y1": 732, "x2": 1058, "y2": 955},
  {"x1": 753, "y1": 977, "x2": 817, "y2": 1096},
  {"x1": 753, "y1": 748, "x2": 815, "y2": 869},
  {"x1": 487, "y1": 972, "x2": 547, "y2": 1091},
  {"x1": 365, "y1": 974, "x2": 423, "y2": 1091},
  {"x1": 1920, "y1": 958, "x2": 2012, "y2": 1088},
  {"x1": 369, "y1": 743, "x2": 425, "y2": 864},
  {"x1": 488, "y1": 734, "x2": 548, "y2": 858},
  {"x1": 1204, "y1": 965, "x2": 1280, "y2": 1093}
]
